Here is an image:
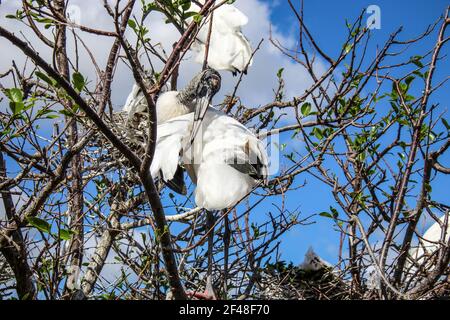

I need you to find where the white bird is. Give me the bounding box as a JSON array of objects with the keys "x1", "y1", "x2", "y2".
[
  {"x1": 190, "y1": 3, "x2": 253, "y2": 75},
  {"x1": 150, "y1": 107, "x2": 268, "y2": 210},
  {"x1": 299, "y1": 247, "x2": 332, "y2": 271},
  {"x1": 408, "y1": 213, "x2": 450, "y2": 270}
]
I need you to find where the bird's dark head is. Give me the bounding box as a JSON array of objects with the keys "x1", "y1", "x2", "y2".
[
  {"x1": 187, "y1": 68, "x2": 221, "y2": 145},
  {"x1": 196, "y1": 68, "x2": 221, "y2": 99}
]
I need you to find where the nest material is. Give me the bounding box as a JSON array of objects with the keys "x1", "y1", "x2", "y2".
[
  {"x1": 256, "y1": 262, "x2": 350, "y2": 300},
  {"x1": 103, "y1": 111, "x2": 151, "y2": 159},
  {"x1": 85, "y1": 111, "x2": 154, "y2": 183},
  {"x1": 0, "y1": 253, "x2": 13, "y2": 294}
]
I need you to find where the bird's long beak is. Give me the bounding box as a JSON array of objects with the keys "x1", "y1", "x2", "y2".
[{"x1": 189, "y1": 87, "x2": 212, "y2": 145}]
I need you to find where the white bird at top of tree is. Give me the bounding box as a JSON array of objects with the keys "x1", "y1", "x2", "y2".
[{"x1": 190, "y1": 2, "x2": 253, "y2": 75}]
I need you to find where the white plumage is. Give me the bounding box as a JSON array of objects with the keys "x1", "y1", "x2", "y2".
[
  {"x1": 155, "y1": 91, "x2": 192, "y2": 124},
  {"x1": 408, "y1": 213, "x2": 450, "y2": 269},
  {"x1": 191, "y1": 3, "x2": 253, "y2": 74},
  {"x1": 122, "y1": 88, "x2": 189, "y2": 124},
  {"x1": 299, "y1": 247, "x2": 332, "y2": 271},
  {"x1": 150, "y1": 107, "x2": 268, "y2": 210},
  {"x1": 122, "y1": 83, "x2": 143, "y2": 114}
]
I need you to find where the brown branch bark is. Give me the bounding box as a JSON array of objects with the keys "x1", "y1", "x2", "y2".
[
  {"x1": 51, "y1": 0, "x2": 85, "y2": 296},
  {"x1": 0, "y1": 152, "x2": 36, "y2": 299}
]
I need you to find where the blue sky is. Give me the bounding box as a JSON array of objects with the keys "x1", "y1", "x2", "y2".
[{"x1": 256, "y1": 0, "x2": 450, "y2": 265}]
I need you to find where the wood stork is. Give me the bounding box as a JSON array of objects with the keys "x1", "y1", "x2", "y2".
[
  {"x1": 150, "y1": 107, "x2": 268, "y2": 211},
  {"x1": 122, "y1": 68, "x2": 221, "y2": 124},
  {"x1": 408, "y1": 213, "x2": 450, "y2": 270},
  {"x1": 299, "y1": 247, "x2": 332, "y2": 271},
  {"x1": 190, "y1": 3, "x2": 253, "y2": 75}
]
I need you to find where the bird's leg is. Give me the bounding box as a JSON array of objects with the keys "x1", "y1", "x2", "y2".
[
  {"x1": 186, "y1": 289, "x2": 215, "y2": 300},
  {"x1": 186, "y1": 211, "x2": 218, "y2": 300},
  {"x1": 205, "y1": 210, "x2": 218, "y2": 299},
  {"x1": 205, "y1": 274, "x2": 217, "y2": 300}
]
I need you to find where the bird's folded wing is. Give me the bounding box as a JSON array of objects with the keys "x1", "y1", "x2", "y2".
[
  {"x1": 150, "y1": 115, "x2": 193, "y2": 181},
  {"x1": 122, "y1": 84, "x2": 141, "y2": 113},
  {"x1": 231, "y1": 32, "x2": 253, "y2": 69},
  {"x1": 252, "y1": 137, "x2": 269, "y2": 180},
  {"x1": 164, "y1": 165, "x2": 187, "y2": 195},
  {"x1": 225, "y1": 137, "x2": 269, "y2": 181}
]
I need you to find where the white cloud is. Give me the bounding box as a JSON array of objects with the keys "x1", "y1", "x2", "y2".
[{"x1": 0, "y1": 187, "x2": 26, "y2": 222}]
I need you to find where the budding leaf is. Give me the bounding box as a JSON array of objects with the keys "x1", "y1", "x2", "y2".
[
  {"x1": 193, "y1": 13, "x2": 203, "y2": 23},
  {"x1": 277, "y1": 68, "x2": 284, "y2": 78}
]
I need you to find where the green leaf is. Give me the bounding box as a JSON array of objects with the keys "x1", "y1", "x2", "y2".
[
  {"x1": 399, "y1": 82, "x2": 408, "y2": 93},
  {"x1": 58, "y1": 229, "x2": 76, "y2": 241},
  {"x1": 35, "y1": 17, "x2": 53, "y2": 24},
  {"x1": 5, "y1": 88, "x2": 25, "y2": 115},
  {"x1": 72, "y1": 72, "x2": 85, "y2": 93},
  {"x1": 330, "y1": 207, "x2": 339, "y2": 219},
  {"x1": 413, "y1": 70, "x2": 424, "y2": 79},
  {"x1": 428, "y1": 132, "x2": 436, "y2": 141},
  {"x1": 179, "y1": 0, "x2": 191, "y2": 11},
  {"x1": 277, "y1": 68, "x2": 284, "y2": 78},
  {"x1": 59, "y1": 109, "x2": 74, "y2": 117},
  {"x1": 312, "y1": 127, "x2": 324, "y2": 140},
  {"x1": 441, "y1": 118, "x2": 450, "y2": 131},
  {"x1": 319, "y1": 212, "x2": 333, "y2": 219},
  {"x1": 140, "y1": 232, "x2": 147, "y2": 244},
  {"x1": 344, "y1": 43, "x2": 353, "y2": 54},
  {"x1": 26, "y1": 216, "x2": 51, "y2": 234},
  {"x1": 128, "y1": 19, "x2": 137, "y2": 30},
  {"x1": 410, "y1": 55, "x2": 424, "y2": 68},
  {"x1": 9, "y1": 102, "x2": 25, "y2": 115},
  {"x1": 143, "y1": 3, "x2": 159, "y2": 14},
  {"x1": 345, "y1": 19, "x2": 352, "y2": 30},
  {"x1": 193, "y1": 13, "x2": 203, "y2": 24},
  {"x1": 182, "y1": 11, "x2": 198, "y2": 19},
  {"x1": 251, "y1": 223, "x2": 260, "y2": 238},
  {"x1": 7, "y1": 88, "x2": 23, "y2": 103},
  {"x1": 36, "y1": 71, "x2": 55, "y2": 86},
  {"x1": 405, "y1": 75, "x2": 415, "y2": 88},
  {"x1": 301, "y1": 102, "x2": 311, "y2": 116}
]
